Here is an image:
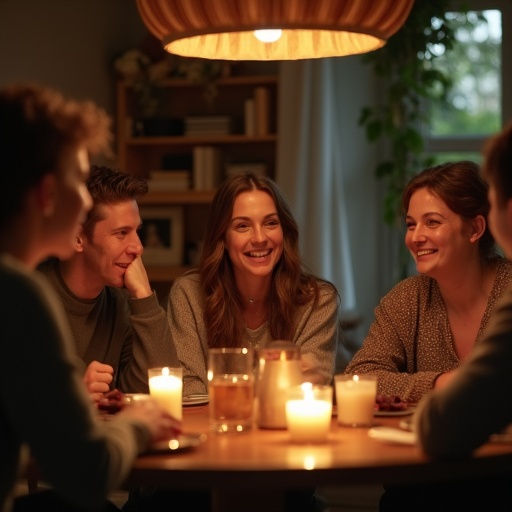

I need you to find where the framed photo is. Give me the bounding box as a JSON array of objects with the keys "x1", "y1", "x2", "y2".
[{"x1": 139, "y1": 206, "x2": 184, "y2": 266}]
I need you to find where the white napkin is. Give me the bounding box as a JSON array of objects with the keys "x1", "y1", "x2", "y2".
[{"x1": 368, "y1": 426, "x2": 417, "y2": 445}]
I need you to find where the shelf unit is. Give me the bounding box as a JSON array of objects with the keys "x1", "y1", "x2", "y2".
[{"x1": 115, "y1": 74, "x2": 279, "y2": 289}]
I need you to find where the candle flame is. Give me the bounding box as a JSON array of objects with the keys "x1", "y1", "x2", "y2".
[
  {"x1": 162, "y1": 367, "x2": 170, "y2": 376},
  {"x1": 303, "y1": 455, "x2": 317, "y2": 470},
  {"x1": 301, "y1": 382, "x2": 314, "y2": 400}
]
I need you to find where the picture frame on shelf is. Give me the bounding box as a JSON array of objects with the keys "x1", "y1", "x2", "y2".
[{"x1": 139, "y1": 206, "x2": 184, "y2": 266}]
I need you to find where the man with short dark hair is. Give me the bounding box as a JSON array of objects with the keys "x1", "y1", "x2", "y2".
[{"x1": 39, "y1": 165, "x2": 178, "y2": 401}]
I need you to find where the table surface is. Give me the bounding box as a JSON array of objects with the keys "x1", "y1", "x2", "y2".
[{"x1": 128, "y1": 404, "x2": 512, "y2": 494}]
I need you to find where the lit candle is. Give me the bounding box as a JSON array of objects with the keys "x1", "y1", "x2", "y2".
[
  {"x1": 148, "y1": 367, "x2": 183, "y2": 420},
  {"x1": 335, "y1": 374, "x2": 377, "y2": 427},
  {"x1": 285, "y1": 383, "x2": 332, "y2": 443}
]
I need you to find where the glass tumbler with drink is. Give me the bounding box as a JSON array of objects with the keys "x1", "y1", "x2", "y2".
[{"x1": 208, "y1": 347, "x2": 255, "y2": 433}]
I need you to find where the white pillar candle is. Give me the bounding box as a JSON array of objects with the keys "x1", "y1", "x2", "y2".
[
  {"x1": 335, "y1": 374, "x2": 377, "y2": 427},
  {"x1": 148, "y1": 367, "x2": 183, "y2": 421},
  {"x1": 285, "y1": 383, "x2": 332, "y2": 443}
]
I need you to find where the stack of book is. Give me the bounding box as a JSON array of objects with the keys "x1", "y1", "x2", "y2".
[
  {"x1": 147, "y1": 170, "x2": 191, "y2": 192},
  {"x1": 193, "y1": 146, "x2": 222, "y2": 190},
  {"x1": 184, "y1": 116, "x2": 232, "y2": 136}
]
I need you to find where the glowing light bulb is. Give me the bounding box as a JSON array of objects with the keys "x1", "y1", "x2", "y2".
[{"x1": 253, "y1": 29, "x2": 282, "y2": 43}]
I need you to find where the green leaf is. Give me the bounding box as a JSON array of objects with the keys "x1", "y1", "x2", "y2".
[{"x1": 375, "y1": 161, "x2": 394, "y2": 178}]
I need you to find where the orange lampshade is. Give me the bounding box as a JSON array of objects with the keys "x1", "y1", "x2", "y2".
[{"x1": 136, "y1": 0, "x2": 415, "y2": 61}]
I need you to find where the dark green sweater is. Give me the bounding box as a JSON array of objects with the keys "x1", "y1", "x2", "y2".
[{"x1": 38, "y1": 258, "x2": 178, "y2": 393}]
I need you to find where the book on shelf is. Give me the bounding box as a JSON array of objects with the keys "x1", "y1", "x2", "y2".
[
  {"x1": 243, "y1": 88, "x2": 270, "y2": 136},
  {"x1": 254, "y1": 87, "x2": 269, "y2": 136},
  {"x1": 244, "y1": 99, "x2": 255, "y2": 136},
  {"x1": 193, "y1": 146, "x2": 221, "y2": 191},
  {"x1": 184, "y1": 116, "x2": 232, "y2": 136},
  {"x1": 148, "y1": 170, "x2": 191, "y2": 191}
]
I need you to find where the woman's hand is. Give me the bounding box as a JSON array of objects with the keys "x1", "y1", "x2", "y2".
[
  {"x1": 118, "y1": 399, "x2": 182, "y2": 441},
  {"x1": 434, "y1": 370, "x2": 458, "y2": 390}
]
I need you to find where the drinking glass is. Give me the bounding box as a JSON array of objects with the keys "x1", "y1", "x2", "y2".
[{"x1": 208, "y1": 348, "x2": 255, "y2": 433}]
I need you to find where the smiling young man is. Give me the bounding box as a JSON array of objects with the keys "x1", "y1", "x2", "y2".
[{"x1": 38, "y1": 165, "x2": 178, "y2": 401}]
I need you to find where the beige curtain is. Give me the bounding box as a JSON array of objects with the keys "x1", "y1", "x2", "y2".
[{"x1": 275, "y1": 59, "x2": 357, "y2": 315}]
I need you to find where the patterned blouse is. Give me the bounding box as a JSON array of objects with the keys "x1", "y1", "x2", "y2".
[{"x1": 344, "y1": 257, "x2": 512, "y2": 402}]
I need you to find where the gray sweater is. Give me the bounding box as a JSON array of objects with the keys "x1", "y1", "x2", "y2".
[
  {"x1": 167, "y1": 273, "x2": 339, "y2": 395},
  {"x1": 0, "y1": 254, "x2": 149, "y2": 512}
]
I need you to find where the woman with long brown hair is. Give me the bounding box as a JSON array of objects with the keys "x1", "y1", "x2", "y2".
[{"x1": 167, "y1": 171, "x2": 340, "y2": 395}]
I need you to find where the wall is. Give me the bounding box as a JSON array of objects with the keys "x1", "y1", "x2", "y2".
[
  {"x1": 0, "y1": 0, "x2": 145, "y2": 112},
  {"x1": 0, "y1": 0, "x2": 390, "y2": 350}
]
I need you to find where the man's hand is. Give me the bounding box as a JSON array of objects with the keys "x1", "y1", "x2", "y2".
[
  {"x1": 124, "y1": 255, "x2": 152, "y2": 299},
  {"x1": 83, "y1": 361, "x2": 114, "y2": 403}
]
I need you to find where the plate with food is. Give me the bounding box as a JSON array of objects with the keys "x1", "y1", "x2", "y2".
[
  {"x1": 374, "y1": 408, "x2": 415, "y2": 417},
  {"x1": 146, "y1": 432, "x2": 207, "y2": 455},
  {"x1": 374, "y1": 394, "x2": 414, "y2": 416}
]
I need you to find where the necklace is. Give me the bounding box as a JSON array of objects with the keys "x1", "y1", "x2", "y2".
[{"x1": 248, "y1": 297, "x2": 264, "y2": 318}]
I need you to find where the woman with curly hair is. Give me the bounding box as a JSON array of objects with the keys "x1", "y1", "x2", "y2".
[{"x1": 167, "y1": 172, "x2": 340, "y2": 396}]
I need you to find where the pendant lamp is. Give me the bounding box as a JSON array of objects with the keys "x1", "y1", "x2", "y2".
[{"x1": 136, "y1": 0, "x2": 415, "y2": 61}]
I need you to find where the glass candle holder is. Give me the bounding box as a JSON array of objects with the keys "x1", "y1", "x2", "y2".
[
  {"x1": 285, "y1": 383, "x2": 333, "y2": 443},
  {"x1": 148, "y1": 367, "x2": 183, "y2": 421},
  {"x1": 335, "y1": 374, "x2": 377, "y2": 427}
]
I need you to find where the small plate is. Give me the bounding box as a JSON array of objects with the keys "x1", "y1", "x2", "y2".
[
  {"x1": 374, "y1": 408, "x2": 415, "y2": 417},
  {"x1": 146, "y1": 432, "x2": 207, "y2": 454},
  {"x1": 182, "y1": 394, "x2": 209, "y2": 407}
]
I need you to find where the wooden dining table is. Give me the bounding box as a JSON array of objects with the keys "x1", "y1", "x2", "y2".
[{"x1": 126, "y1": 404, "x2": 512, "y2": 512}]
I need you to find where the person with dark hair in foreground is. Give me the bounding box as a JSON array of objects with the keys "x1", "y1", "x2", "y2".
[{"x1": 0, "y1": 83, "x2": 179, "y2": 512}]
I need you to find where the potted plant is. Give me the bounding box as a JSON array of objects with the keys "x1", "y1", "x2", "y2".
[{"x1": 114, "y1": 46, "x2": 232, "y2": 136}]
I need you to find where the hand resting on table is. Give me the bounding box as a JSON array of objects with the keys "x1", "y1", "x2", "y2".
[
  {"x1": 118, "y1": 400, "x2": 182, "y2": 442},
  {"x1": 83, "y1": 360, "x2": 114, "y2": 403}
]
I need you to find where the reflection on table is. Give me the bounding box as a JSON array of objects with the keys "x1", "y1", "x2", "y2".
[{"x1": 127, "y1": 404, "x2": 512, "y2": 512}]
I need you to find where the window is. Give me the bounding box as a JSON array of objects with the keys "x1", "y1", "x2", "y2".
[{"x1": 424, "y1": 0, "x2": 511, "y2": 164}]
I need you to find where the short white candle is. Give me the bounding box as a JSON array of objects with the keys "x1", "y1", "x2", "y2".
[
  {"x1": 148, "y1": 367, "x2": 183, "y2": 421},
  {"x1": 285, "y1": 383, "x2": 332, "y2": 443},
  {"x1": 335, "y1": 375, "x2": 376, "y2": 427}
]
